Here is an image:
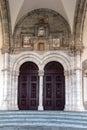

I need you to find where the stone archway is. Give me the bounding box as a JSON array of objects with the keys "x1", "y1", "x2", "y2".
[
  {"x1": 10, "y1": 51, "x2": 71, "y2": 110},
  {"x1": 9, "y1": 53, "x2": 41, "y2": 110}
]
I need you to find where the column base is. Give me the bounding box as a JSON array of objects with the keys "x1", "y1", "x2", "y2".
[
  {"x1": 65, "y1": 105, "x2": 85, "y2": 111},
  {"x1": 64, "y1": 104, "x2": 85, "y2": 111},
  {"x1": 9, "y1": 106, "x2": 19, "y2": 110},
  {"x1": 0, "y1": 101, "x2": 8, "y2": 110},
  {"x1": 71, "y1": 105, "x2": 85, "y2": 111},
  {"x1": 38, "y1": 105, "x2": 44, "y2": 110},
  {"x1": 64, "y1": 104, "x2": 72, "y2": 111}
]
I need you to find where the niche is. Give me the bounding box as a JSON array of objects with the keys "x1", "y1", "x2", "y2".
[{"x1": 38, "y1": 43, "x2": 45, "y2": 51}]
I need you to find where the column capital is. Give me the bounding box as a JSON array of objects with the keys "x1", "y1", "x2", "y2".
[
  {"x1": 69, "y1": 69, "x2": 76, "y2": 75},
  {"x1": 12, "y1": 70, "x2": 19, "y2": 76},
  {"x1": 74, "y1": 39, "x2": 84, "y2": 54},
  {"x1": 74, "y1": 68, "x2": 82, "y2": 72},
  {"x1": 38, "y1": 70, "x2": 44, "y2": 76},
  {"x1": 83, "y1": 73, "x2": 87, "y2": 77},
  {"x1": 64, "y1": 71, "x2": 69, "y2": 77}
]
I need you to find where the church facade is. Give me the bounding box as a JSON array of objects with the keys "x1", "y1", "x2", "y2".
[{"x1": 0, "y1": 0, "x2": 87, "y2": 111}]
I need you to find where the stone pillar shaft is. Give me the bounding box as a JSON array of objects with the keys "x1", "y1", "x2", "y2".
[
  {"x1": 83, "y1": 74, "x2": 87, "y2": 102},
  {"x1": 38, "y1": 70, "x2": 44, "y2": 110},
  {"x1": 10, "y1": 71, "x2": 19, "y2": 110},
  {"x1": 72, "y1": 52, "x2": 84, "y2": 111},
  {"x1": 64, "y1": 71, "x2": 71, "y2": 111},
  {"x1": 2, "y1": 53, "x2": 9, "y2": 109}
]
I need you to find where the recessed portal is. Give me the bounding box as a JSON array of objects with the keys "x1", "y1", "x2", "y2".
[
  {"x1": 43, "y1": 61, "x2": 65, "y2": 110},
  {"x1": 18, "y1": 62, "x2": 39, "y2": 110}
]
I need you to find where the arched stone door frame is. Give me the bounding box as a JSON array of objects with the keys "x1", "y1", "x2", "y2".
[
  {"x1": 41, "y1": 52, "x2": 71, "y2": 110},
  {"x1": 10, "y1": 51, "x2": 71, "y2": 110}
]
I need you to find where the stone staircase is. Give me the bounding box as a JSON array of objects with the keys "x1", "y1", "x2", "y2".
[{"x1": 0, "y1": 111, "x2": 87, "y2": 130}]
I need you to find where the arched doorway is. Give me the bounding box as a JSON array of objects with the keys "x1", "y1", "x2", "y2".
[
  {"x1": 18, "y1": 62, "x2": 39, "y2": 110},
  {"x1": 43, "y1": 61, "x2": 65, "y2": 110}
]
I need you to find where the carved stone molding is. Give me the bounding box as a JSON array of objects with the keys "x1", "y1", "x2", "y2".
[
  {"x1": 38, "y1": 70, "x2": 44, "y2": 76},
  {"x1": 70, "y1": 69, "x2": 76, "y2": 75}
]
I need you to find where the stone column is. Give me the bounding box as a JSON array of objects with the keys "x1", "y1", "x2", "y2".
[
  {"x1": 2, "y1": 53, "x2": 9, "y2": 110},
  {"x1": 7, "y1": 70, "x2": 12, "y2": 110},
  {"x1": 38, "y1": 70, "x2": 44, "y2": 110},
  {"x1": 72, "y1": 51, "x2": 84, "y2": 111},
  {"x1": 83, "y1": 73, "x2": 87, "y2": 107},
  {"x1": 64, "y1": 70, "x2": 72, "y2": 111},
  {"x1": 11, "y1": 70, "x2": 19, "y2": 110},
  {"x1": 71, "y1": 69, "x2": 77, "y2": 110}
]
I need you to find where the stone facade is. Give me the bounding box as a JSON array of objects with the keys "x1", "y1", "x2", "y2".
[
  {"x1": 0, "y1": 1, "x2": 86, "y2": 111},
  {"x1": 0, "y1": 50, "x2": 84, "y2": 111}
]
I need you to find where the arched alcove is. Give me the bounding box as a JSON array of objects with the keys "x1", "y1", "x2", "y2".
[{"x1": 10, "y1": 51, "x2": 71, "y2": 110}]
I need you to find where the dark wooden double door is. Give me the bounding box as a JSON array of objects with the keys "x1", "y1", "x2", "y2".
[
  {"x1": 43, "y1": 62, "x2": 65, "y2": 110},
  {"x1": 18, "y1": 62, "x2": 65, "y2": 110},
  {"x1": 18, "y1": 62, "x2": 39, "y2": 110}
]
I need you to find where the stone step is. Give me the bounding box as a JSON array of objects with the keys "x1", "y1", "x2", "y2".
[
  {"x1": 0, "y1": 111, "x2": 87, "y2": 118},
  {"x1": 0, "y1": 114, "x2": 87, "y2": 121},
  {"x1": 0, "y1": 110, "x2": 86, "y2": 116},
  {"x1": 0, "y1": 119, "x2": 86, "y2": 128},
  {"x1": 0, "y1": 117, "x2": 87, "y2": 124},
  {"x1": 0, "y1": 111, "x2": 86, "y2": 129}
]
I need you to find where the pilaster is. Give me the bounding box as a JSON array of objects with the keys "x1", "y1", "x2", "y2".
[
  {"x1": 71, "y1": 51, "x2": 84, "y2": 111},
  {"x1": 11, "y1": 70, "x2": 19, "y2": 110}
]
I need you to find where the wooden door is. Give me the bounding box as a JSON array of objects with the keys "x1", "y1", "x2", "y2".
[
  {"x1": 43, "y1": 61, "x2": 65, "y2": 110},
  {"x1": 18, "y1": 62, "x2": 39, "y2": 110}
]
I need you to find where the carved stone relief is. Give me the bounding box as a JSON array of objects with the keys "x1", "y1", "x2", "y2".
[
  {"x1": 52, "y1": 38, "x2": 60, "y2": 48},
  {"x1": 13, "y1": 9, "x2": 71, "y2": 54},
  {"x1": 21, "y1": 34, "x2": 33, "y2": 49}
]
